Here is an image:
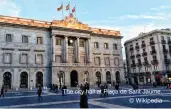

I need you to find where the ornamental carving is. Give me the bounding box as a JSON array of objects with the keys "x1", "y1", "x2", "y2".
[{"x1": 52, "y1": 13, "x2": 89, "y2": 30}]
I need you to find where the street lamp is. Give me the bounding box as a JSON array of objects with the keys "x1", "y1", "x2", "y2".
[{"x1": 57, "y1": 71, "x2": 63, "y2": 88}]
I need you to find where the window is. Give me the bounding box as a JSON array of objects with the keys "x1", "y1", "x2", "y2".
[
  {"x1": 20, "y1": 53, "x2": 28, "y2": 64},
  {"x1": 161, "y1": 36, "x2": 164, "y2": 40},
  {"x1": 152, "y1": 46, "x2": 155, "y2": 50},
  {"x1": 55, "y1": 55, "x2": 62, "y2": 63},
  {"x1": 150, "y1": 37, "x2": 153, "y2": 40},
  {"x1": 153, "y1": 56, "x2": 157, "y2": 60},
  {"x1": 94, "y1": 57, "x2": 100, "y2": 65},
  {"x1": 80, "y1": 39, "x2": 85, "y2": 47},
  {"x1": 6, "y1": 34, "x2": 12, "y2": 42},
  {"x1": 36, "y1": 54, "x2": 43, "y2": 64},
  {"x1": 56, "y1": 38, "x2": 61, "y2": 45},
  {"x1": 80, "y1": 56, "x2": 85, "y2": 63},
  {"x1": 22, "y1": 35, "x2": 28, "y2": 43},
  {"x1": 113, "y1": 44, "x2": 118, "y2": 50},
  {"x1": 142, "y1": 41, "x2": 145, "y2": 43},
  {"x1": 3, "y1": 53, "x2": 12, "y2": 64},
  {"x1": 167, "y1": 37, "x2": 170, "y2": 41},
  {"x1": 105, "y1": 57, "x2": 110, "y2": 66},
  {"x1": 37, "y1": 37, "x2": 43, "y2": 44},
  {"x1": 94, "y1": 42, "x2": 99, "y2": 48},
  {"x1": 144, "y1": 57, "x2": 147, "y2": 62},
  {"x1": 136, "y1": 43, "x2": 138, "y2": 45},
  {"x1": 163, "y1": 45, "x2": 166, "y2": 49},
  {"x1": 138, "y1": 59, "x2": 141, "y2": 63},
  {"x1": 104, "y1": 43, "x2": 109, "y2": 49},
  {"x1": 143, "y1": 49, "x2": 145, "y2": 52}
]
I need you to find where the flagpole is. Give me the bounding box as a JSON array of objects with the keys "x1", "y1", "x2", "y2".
[
  {"x1": 62, "y1": 2, "x2": 64, "y2": 19},
  {"x1": 69, "y1": 2, "x2": 70, "y2": 15}
]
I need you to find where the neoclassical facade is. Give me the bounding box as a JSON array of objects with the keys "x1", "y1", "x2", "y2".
[{"x1": 0, "y1": 14, "x2": 124, "y2": 89}]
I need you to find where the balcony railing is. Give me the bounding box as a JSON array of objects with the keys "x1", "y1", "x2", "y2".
[
  {"x1": 151, "y1": 60, "x2": 158, "y2": 65},
  {"x1": 136, "y1": 62, "x2": 142, "y2": 67},
  {"x1": 52, "y1": 62, "x2": 92, "y2": 67},
  {"x1": 135, "y1": 45, "x2": 140, "y2": 50},
  {"x1": 164, "y1": 59, "x2": 170, "y2": 65},
  {"x1": 142, "y1": 52, "x2": 147, "y2": 56},
  {"x1": 130, "y1": 55, "x2": 135, "y2": 59},
  {"x1": 141, "y1": 43, "x2": 146, "y2": 48},
  {"x1": 163, "y1": 49, "x2": 168, "y2": 53},
  {"x1": 150, "y1": 50, "x2": 156, "y2": 54},
  {"x1": 131, "y1": 63, "x2": 136, "y2": 67},
  {"x1": 150, "y1": 40, "x2": 155, "y2": 45},
  {"x1": 168, "y1": 40, "x2": 171, "y2": 44},
  {"x1": 130, "y1": 47, "x2": 134, "y2": 51},
  {"x1": 161, "y1": 40, "x2": 166, "y2": 44},
  {"x1": 136, "y1": 54, "x2": 141, "y2": 58},
  {"x1": 143, "y1": 61, "x2": 149, "y2": 66}
]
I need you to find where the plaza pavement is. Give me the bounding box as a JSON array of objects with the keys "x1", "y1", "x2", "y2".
[{"x1": 0, "y1": 85, "x2": 171, "y2": 108}]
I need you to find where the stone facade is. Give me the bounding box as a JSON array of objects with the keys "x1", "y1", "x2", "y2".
[
  {"x1": 124, "y1": 29, "x2": 171, "y2": 85},
  {"x1": 0, "y1": 14, "x2": 124, "y2": 89}
]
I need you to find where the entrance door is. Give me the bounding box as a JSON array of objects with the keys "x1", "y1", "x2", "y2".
[
  {"x1": 70, "y1": 70, "x2": 78, "y2": 87},
  {"x1": 20, "y1": 72, "x2": 28, "y2": 88},
  {"x1": 116, "y1": 71, "x2": 120, "y2": 83},
  {"x1": 106, "y1": 71, "x2": 111, "y2": 84},
  {"x1": 36, "y1": 72, "x2": 43, "y2": 87},
  {"x1": 96, "y1": 72, "x2": 101, "y2": 85},
  {"x1": 3, "y1": 72, "x2": 12, "y2": 89}
]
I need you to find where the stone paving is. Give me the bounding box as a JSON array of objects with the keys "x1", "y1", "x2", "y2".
[{"x1": 0, "y1": 86, "x2": 171, "y2": 108}]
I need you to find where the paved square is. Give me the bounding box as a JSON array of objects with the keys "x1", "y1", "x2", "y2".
[{"x1": 0, "y1": 86, "x2": 171, "y2": 108}]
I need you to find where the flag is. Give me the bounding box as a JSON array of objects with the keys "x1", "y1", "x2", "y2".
[
  {"x1": 57, "y1": 4, "x2": 63, "y2": 11},
  {"x1": 66, "y1": 4, "x2": 70, "y2": 10},
  {"x1": 72, "y1": 7, "x2": 76, "y2": 12}
]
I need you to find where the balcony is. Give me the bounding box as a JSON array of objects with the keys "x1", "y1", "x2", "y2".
[
  {"x1": 136, "y1": 54, "x2": 141, "y2": 58},
  {"x1": 168, "y1": 40, "x2": 171, "y2": 44},
  {"x1": 164, "y1": 59, "x2": 170, "y2": 65},
  {"x1": 136, "y1": 62, "x2": 142, "y2": 67},
  {"x1": 141, "y1": 43, "x2": 146, "y2": 48},
  {"x1": 151, "y1": 60, "x2": 158, "y2": 65},
  {"x1": 163, "y1": 49, "x2": 168, "y2": 53},
  {"x1": 130, "y1": 55, "x2": 135, "y2": 59},
  {"x1": 142, "y1": 52, "x2": 147, "y2": 56},
  {"x1": 130, "y1": 47, "x2": 134, "y2": 51},
  {"x1": 52, "y1": 62, "x2": 92, "y2": 67},
  {"x1": 135, "y1": 45, "x2": 140, "y2": 50},
  {"x1": 150, "y1": 40, "x2": 155, "y2": 45},
  {"x1": 143, "y1": 61, "x2": 149, "y2": 66},
  {"x1": 150, "y1": 50, "x2": 156, "y2": 54},
  {"x1": 131, "y1": 63, "x2": 136, "y2": 67},
  {"x1": 161, "y1": 40, "x2": 166, "y2": 44}
]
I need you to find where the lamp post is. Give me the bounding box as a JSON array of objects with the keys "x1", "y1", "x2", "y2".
[{"x1": 57, "y1": 71, "x2": 63, "y2": 89}]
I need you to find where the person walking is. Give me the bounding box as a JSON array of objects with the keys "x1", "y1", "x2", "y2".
[
  {"x1": 0, "y1": 86, "x2": 4, "y2": 98},
  {"x1": 37, "y1": 86, "x2": 43, "y2": 101},
  {"x1": 80, "y1": 89, "x2": 88, "y2": 108}
]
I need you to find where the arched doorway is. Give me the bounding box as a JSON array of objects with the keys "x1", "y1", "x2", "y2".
[
  {"x1": 20, "y1": 72, "x2": 28, "y2": 88},
  {"x1": 106, "y1": 71, "x2": 111, "y2": 84},
  {"x1": 115, "y1": 71, "x2": 120, "y2": 83},
  {"x1": 3, "y1": 72, "x2": 12, "y2": 89},
  {"x1": 70, "y1": 70, "x2": 78, "y2": 87},
  {"x1": 36, "y1": 72, "x2": 43, "y2": 87},
  {"x1": 96, "y1": 72, "x2": 101, "y2": 86}
]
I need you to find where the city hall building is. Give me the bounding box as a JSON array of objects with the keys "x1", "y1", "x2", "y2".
[{"x1": 0, "y1": 14, "x2": 124, "y2": 89}]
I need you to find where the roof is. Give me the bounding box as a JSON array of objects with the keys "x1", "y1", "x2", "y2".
[
  {"x1": 124, "y1": 29, "x2": 171, "y2": 45},
  {"x1": 0, "y1": 14, "x2": 121, "y2": 37}
]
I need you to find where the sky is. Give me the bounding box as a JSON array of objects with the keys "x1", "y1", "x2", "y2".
[{"x1": 0, "y1": 0, "x2": 171, "y2": 59}]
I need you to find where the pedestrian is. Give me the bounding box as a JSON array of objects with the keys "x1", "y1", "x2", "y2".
[
  {"x1": 80, "y1": 89, "x2": 88, "y2": 108},
  {"x1": 80, "y1": 84, "x2": 84, "y2": 90},
  {"x1": 55, "y1": 85, "x2": 58, "y2": 93},
  {"x1": 115, "y1": 83, "x2": 119, "y2": 90},
  {"x1": 37, "y1": 86, "x2": 43, "y2": 101},
  {"x1": 0, "y1": 86, "x2": 4, "y2": 98},
  {"x1": 100, "y1": 84, "x2": 104, "y2": 97},
  {"x1": 104, "y1": 83, "x2": 108, "y2": 97},
  {"x1": 62, "y1": 85, "x2": 67, "y2": 96}
]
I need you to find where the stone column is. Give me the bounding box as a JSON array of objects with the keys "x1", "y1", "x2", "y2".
[
  {"x1": 77, "y1": 37, "x2": 80, "y2": 63},
  {"x1": 88, "y1": 38, "x2": 92, "y2": 63},
  {"x1": 52, "y1": 35, "x2": 56, "y2": 62},
  {"x1": 65, "y1": 36, "x2": 68, "y2": 62}
]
